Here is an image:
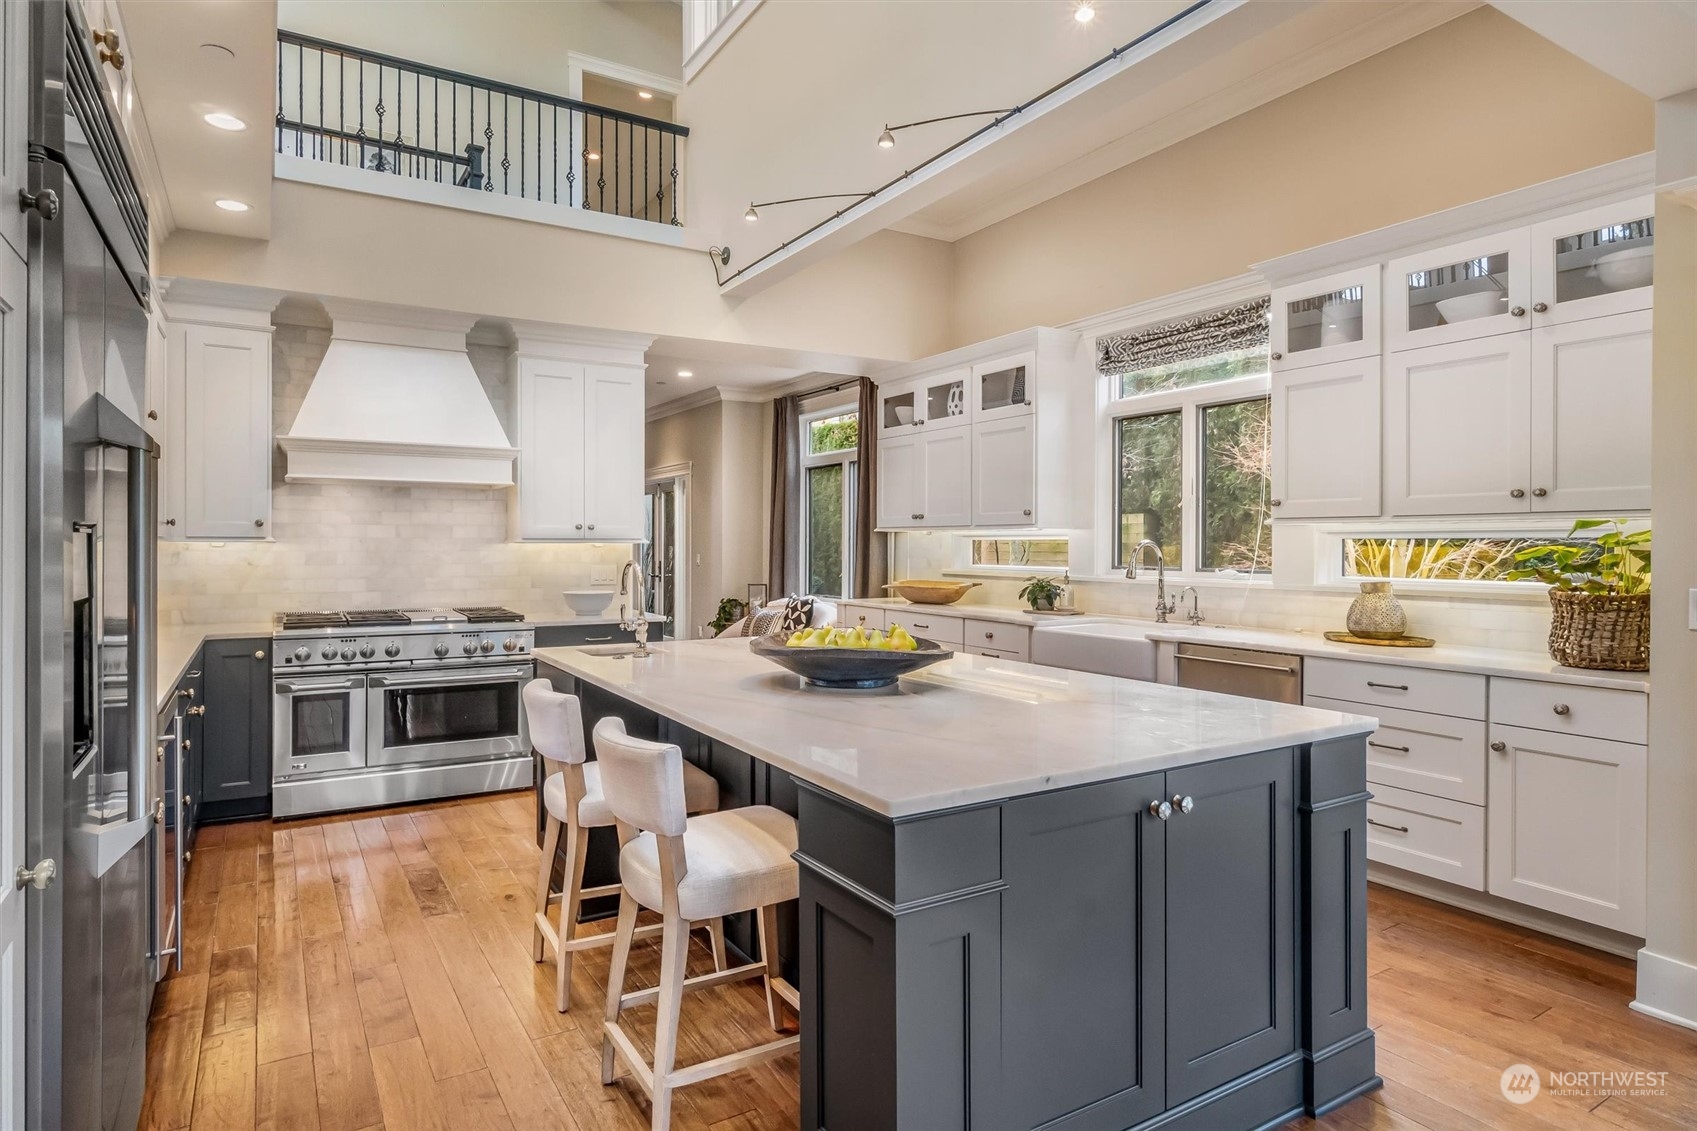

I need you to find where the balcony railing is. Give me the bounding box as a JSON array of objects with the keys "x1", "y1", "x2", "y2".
[{"x1": 276, "y1": 31, "x2": 689, "y2": 225}]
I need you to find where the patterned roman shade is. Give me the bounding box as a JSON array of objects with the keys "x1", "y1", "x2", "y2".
[{"x1": 1097, "y1": 297, "x2": 1271, "y2": 375}]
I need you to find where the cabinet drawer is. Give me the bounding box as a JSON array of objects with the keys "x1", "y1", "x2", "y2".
[
  {"x1": 890, "y1": 610, "x2": 963, "y2": 646},
  {"x1": 1365, "y1": 784, "x2": 1485, "y2": 890},
  {"x1": 966, "y1": 645, "x2": 1024, "y2": 662},
  {"x1": 1305, "y1": 658, "x2": 1485, "y2": 720},
  {"x1": 840, "y1": 604, "x2": 887, "y2": 631},
  {"x1": 1308, "y1": 696, "x2": 1485, "y2": 805},
  {"x1": 1489, "y1": 678, "x2": 1645, "y2": 744},
  {"x1": 965, "y1": 619, "x2": 1029, "y2": 660}
]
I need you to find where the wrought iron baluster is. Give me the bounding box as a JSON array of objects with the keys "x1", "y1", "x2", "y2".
[
  {"x1": 519, "y1": 95, "x2": 525, "y2": 198},
  {"x1": 552, "y1": 106, "x2": 558, "y2": 204},
  {"x1": 357, "y1": 59, "x2": 366, "y2": 169},
  {"x1": 274, "y1": 39, "x2": 283, "y2": 156},
  {"x1": 670, "y1": 132, "x2": 680, "y2": 225},
  {"x1": 295, "y1": 42, "x2": 303, "y2": 156},
  {"x1": 415, "y1": 71, "x2": 421, "y2": 179},
  {"x1": 597, "y1": 115, "x2": 605, "y2": 210}
]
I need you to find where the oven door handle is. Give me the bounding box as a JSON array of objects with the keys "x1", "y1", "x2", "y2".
[
  {"x1": 274, "y1": 677, "x2": 363, "y2": 693},
  {"x1": 367, "y1": 667, "x2": 531, "y2": 689}
]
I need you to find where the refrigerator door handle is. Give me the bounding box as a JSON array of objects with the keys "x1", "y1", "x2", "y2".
[
  {"x1": 71, "y1": 519, "x2": 100, "y2": 767},
  {"x1": 171, "y1": 711, "x2": 184, "y2": 972},
  {"x1": 127, "y1": 443, "x2": 156, "y2": 824}
]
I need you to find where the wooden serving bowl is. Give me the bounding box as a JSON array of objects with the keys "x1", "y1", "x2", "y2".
[{"x1": 882, "y1": 580, "x2": 981, "y2": 605}]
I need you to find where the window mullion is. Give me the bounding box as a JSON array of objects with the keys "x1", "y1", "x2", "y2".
[{"x1": 1181, "y1": 401, "x2": 1198, "y2": 574}]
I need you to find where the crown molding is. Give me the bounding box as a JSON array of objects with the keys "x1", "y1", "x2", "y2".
[
  {"x1": 1060, "y1": 274, "x2": 1265, "y2": 339},
  {"x1": 157, "y1": 277, "x2": 284, "y2": 327}
]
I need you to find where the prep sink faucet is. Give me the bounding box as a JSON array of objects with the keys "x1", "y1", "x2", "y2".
[
  {"x1": 619, "y1": 559, "x2": 654, "y2": 658},
  {"x1": 1125, "y1": 539, "x2": 1179, "y2": 624}
]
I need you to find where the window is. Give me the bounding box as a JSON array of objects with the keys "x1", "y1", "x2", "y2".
[
  {"x1": 1200, "y1": 398, "x2": 1273, "y2": 573},
  {"x1": 1342, "y1": 536, "x2": 1593, "y2": 583},
  {"x1": 970, "y1": 538, "x2": 1070, "y2": 568},
  {"x1": 1115, "y1": 412, "x2": 1182, "y2": 568},
  {"x1": 800, "y1": 406, "x2": 857, "y2": 597}
]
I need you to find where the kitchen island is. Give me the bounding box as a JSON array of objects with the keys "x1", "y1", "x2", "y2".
[{"x1": 536, "y1": 639, "x2": 1381, "y2": 1131}]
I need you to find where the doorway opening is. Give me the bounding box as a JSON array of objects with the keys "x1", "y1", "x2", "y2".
[{"x1": 643, "y1": 471, "x2": 688, "y2": 639}]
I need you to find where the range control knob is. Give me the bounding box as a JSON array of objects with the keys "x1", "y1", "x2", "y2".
[
  {"x1": 358, "y1": 643, "x2": 375, "y2": 659},
  {"x1": 479, "y1": 639, "x2": 495, "y2": 654},
  {"x1": 321, "y1": 646, "x2": 336, "y2": 660},
  {"x1": 385, "y1": 642, "x2": 401, "y2": 658},
  {"x1": 463, "y1": 641, "x2": 478, "y2": 655},
  {"x1": 433, "y1": 642, "x2": 450, "y2": 658},
  {"x1": 293, "y1": 646, "x2": 311, "y2": 663},
  {"x1": 340, "y1": 647, "x2": 356, "y2": 662},
  {"x1": 502, "y1": 637, "x2": 519, "y2": 652}
]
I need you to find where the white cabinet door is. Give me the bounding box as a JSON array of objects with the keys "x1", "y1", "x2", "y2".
[
  {"x1": 144, "y1": 310, "x2": 167, "y2": 441},
  {"x1": 582, "y1": 365, "x2": 645, "y2": 540},
  {"x1": 876, "y1": 433, "x2": 921, "y2": 529},
  {"x1": 0, "y1": 0, "x2": 26, "y2": 262},
  {"x1": 877, "y1": 379, "x2": 925, "y2": 433},
  {"x1": 516, "y1": 359, "x2": 587, "y2": 539},
  {"x1": 972, "y1": 352, "x2": 1035, "y2": 423},
  {"x1": 1387, "y1": 229, "x2": 1533, "y2": 351},
  {"x1": 180, "y1": 325, "x2": 271, "y2": 539},
  {"x1": 919, "y1": 428, "x2": 971, "y2": 527},
  {"x1": 1530, "y1": 309, "x2": 1651, "y2": 512},
  {"x1": 917, "y1": 368, "x2": 971, "y2": 431},
  {"x1": 1270, "y1": 266, "x2": 1381, "y2": 371},
  {"x1": 1270, "y1": 356, "x2": 1380, "y2": 519},
  {"x1": 1487, "y1": 723, "x2": 1646, "y2": 934},
  {"x1": 1385, "y1": 334, "x2": 1531, "y2": 516},
  {"x1": 1530, "y1": 196, "x2": 1655, "y2": 326},
  {"x1": 971, "y1": 416, "x2": 1036, "y2": 526}
]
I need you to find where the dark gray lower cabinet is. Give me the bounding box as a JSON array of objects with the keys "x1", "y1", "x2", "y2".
[
  {"x1": 533, "y1": 623, "x2": 637, "y2": 649},
  {"x1": 199, "y1": 637, "x2": 273, "y2": 818}
]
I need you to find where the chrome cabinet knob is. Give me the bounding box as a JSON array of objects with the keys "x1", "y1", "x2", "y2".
[
  {"x1": 18, "y1": 189, "x2": 60, "y2": 221},
  {"x1": 984, "y1": 632, "x2": 994, "y2": 641},
  {"x1": 1023, "y1": 509, "x2": 1032, "y2": 516},
  {"x1": 147, "y1": 409, "x2": 158, "y2": 420},
  {"x1": 1490, "y1": 740, "x2": 1507, "y2": 752},
  {"x1": 153, "y1": 799, "x2": 166, "y2": 825},
  {"x1": 587, "y1": 524, "x2": 595, "y2": 531},
  {"x1": 1510, "y1": 488, "x2": 1525, "y2": 498},
  {"x1": 1532, "y1": 302, "x2": 1549, "y2": 313},
  {"x1": 254, "y1": 519, "x2": 265, "y2": 528},
  {"x1": 1553, "y1": 703, "x2": 1571, "y2": 716},
  {"x1": 575, "y1": 524, "x2": 584, "y2": 530},
  {"x1": 1510, "y1": 305, "x2": 1526, "y2": 317},
  {"x1": 1148, "y1": 800, "x2": 1173, "y2": 821},
  {"x1": 1271, "y1": 351, "x2": 1283, "y2": 361},
  {"x1": 15, "y1": 859, "x2": 56, "y2": 891},
  {"x1": 1532, "y1": 488, "x2": 1548, "y2": 497},
  {"x1": 1270, "y1": 499, "x2": 1282, "y2": 507},
  {"x1": 164, "y1": 518, "x2": 176, "y2": 526},
  {"x1": 188, "y1": 705, "x2": 205, "y2": 716},
  {"x1": 1172, "y1": 794, "x2": 1195, "y2": 815},
  {"x1": 254, "y1": 650, "x2": 266, "y2": 660}
]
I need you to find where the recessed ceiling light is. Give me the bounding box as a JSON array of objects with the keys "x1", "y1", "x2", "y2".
[
  {"x1": 203, "y1": 111, "x2": 247, "y2": 132},
  {"x1": 214, "y1": 198, "x2": 250, "y2": 212},
  {"x1": 677, "y1": 370, "x2": 694, "y2": 378},
  {"x1": 1074, "y1": 2, "x2": 1096, "y2": 23},
  {"x1": 638, "y1": 90, "x2": 654, "y2": 100}
]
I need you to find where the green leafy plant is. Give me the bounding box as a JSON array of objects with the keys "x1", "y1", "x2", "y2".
[
  {"x1": 1506, "y1": 519, "x2": 1650, "y2": 595},
  {"x1": 1017, "y1": 576, "x2": 1063, "y2": 610},
  {"x1": 708, "y1": 596, "x2": 749, "y2": 635}
]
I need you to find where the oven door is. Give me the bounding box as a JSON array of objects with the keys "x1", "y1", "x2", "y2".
[
  {"x1": 273, "y1": 674, "x2": 369, "y2": 779},
  {"x1": 366, "y1": 664, "x2": 531, "y2": 768}
]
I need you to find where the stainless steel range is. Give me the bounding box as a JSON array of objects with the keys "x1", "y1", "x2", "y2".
[{"x1": 271, "y1": 607, "x2": 535, "y2": 818}]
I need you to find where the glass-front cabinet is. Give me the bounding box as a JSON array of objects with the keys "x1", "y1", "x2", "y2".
[
  {"x1": 1386, "y1": 229, "x2": 1533, "y2": 350},
  {"x1": 878, "y1": 382, "x2": 921, "y2": 432},
  {"x1": 1270, "y1": 266, "x2": 1381, "y2": 370},
  {"x1": 1530, "y1": 196, "x2": 1654, "y2": 326},
  {"x1": 878, "y1": 368, "x2": 970, "y2": 432},
  {"x1": 973, "y1": 352, "x2": 1035, "y2": 421}
]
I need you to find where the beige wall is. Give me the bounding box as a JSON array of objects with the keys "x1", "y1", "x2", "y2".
[
  {"x1": 948, "y1": 7, "x2": 1656, "y2": 344},
  {"x1": 278, "y1": 0, "x2": 683, "y2": 86}
]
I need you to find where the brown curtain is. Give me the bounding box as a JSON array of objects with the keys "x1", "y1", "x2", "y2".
[
  {"x1": 853, "y1": 377, "x2": 887, "y2": 599},
  {"x1": 768, "y1": 393, "x2": 802, "y2": 596}
]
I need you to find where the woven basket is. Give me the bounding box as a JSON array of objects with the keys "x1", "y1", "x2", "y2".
[{"x1": 1547, "y1": 590, "x2": 1649, "y2": 671}]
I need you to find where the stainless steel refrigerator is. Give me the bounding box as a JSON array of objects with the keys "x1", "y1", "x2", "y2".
[{"x1": 24, "y1": 3, "x2": 158, "y2": 1129}]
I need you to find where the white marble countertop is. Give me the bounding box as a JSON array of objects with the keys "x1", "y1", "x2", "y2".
[
  {"x1": 523, "y1": 612, "x2": 666, "y2": 628},
  {"x1": 536, "y1": 639, "x2": 1374, "y2": 818},
  {"x1": 840, "y1": 597, "x2": 1075, "y2": 628}
]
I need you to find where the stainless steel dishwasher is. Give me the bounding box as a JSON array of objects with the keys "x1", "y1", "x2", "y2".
[{"x1": 1174, "y1": 642, "x2": 1303, "y2": 704}]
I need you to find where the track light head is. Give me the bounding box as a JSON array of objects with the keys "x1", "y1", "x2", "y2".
[
  {"x1": 877, "y1": 127, "x2": 895, "y2": 149},
  {"x1": 744, "y1": 204, "x2": 759, "y2": 222}
]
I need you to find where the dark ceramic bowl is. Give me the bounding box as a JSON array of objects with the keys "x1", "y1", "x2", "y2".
[{"x1": 749, "y1": 635, "x2": 953, "y2": 689}]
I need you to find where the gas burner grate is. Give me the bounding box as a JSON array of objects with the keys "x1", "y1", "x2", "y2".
[
  {"x1": 276, "y1": 611, "x2": 348, "y2": 630},
  {"x1": 454, "y1": 606, "x2": 524, "y2": 624},
  {"x1": 341, "y1": 609, "x2": 410, "y2": 627}
]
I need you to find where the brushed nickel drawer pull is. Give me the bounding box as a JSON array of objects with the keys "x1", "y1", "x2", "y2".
[
  {"x1": 1367, "y1": 741, "x2": 1410, "y2": 753},
  {"x1": 1367, "y1": 819, "x2": 1409, "y2": 834},
  {"x1": 1365, "y1": 681, "x2": 1408, "y2": 691},
  {"x1": 1552, "y1": 703, "x2": 1571, "y2": 716}
]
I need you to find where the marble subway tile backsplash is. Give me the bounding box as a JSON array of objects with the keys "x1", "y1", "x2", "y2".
[{"x1": 158, "y1": 322, "x2": 630, "y2": 628}]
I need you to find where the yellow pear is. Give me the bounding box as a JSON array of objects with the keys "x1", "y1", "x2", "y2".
[
  {"x1": 868, "y1": 629, "x2": 889, "y2": 650},
  {"x1": 786, "y1": 630, "x2": 808, "y2": 647}
]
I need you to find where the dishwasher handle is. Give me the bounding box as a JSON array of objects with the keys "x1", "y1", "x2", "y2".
[{"x1": 1176, "y1": 653, "x2": 1299, "y2": 676}]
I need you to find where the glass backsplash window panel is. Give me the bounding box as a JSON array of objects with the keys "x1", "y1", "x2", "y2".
[
  {"x1": 1285, "y1": 285, "x2": 1364, "y2": 355},
  {"x1": 1405, "y1": 251, "x2": 1510, "y2": 332},
  {"x1": 1554, "y1": 217, "x2": 1653, "y2": 305}
]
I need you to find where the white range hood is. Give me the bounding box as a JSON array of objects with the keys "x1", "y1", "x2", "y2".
[{"x1": 279, "y1": 300, "x2": 518, "y2": 487}]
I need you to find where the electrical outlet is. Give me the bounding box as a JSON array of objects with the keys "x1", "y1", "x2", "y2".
[{"x1": 590, "y1": 565, "x2": 616, "y2": 586}]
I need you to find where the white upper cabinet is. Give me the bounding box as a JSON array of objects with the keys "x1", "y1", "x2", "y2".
[
  {"x1": 581, "y1": 366, "x2": 646, "y2": 540},
  {"x1": 918, "y1": 428, "x2": 972, "y2": 528},
  {"x1": 972, "y1": 415, "x2": 1036, "y2": 526},
  {"x1": 1270, "y1": 267, "x2": 1381, "y2": 371},
  {"x1": 144, "y1": 308, "x2": 166, "y2": 441},
  {"x1": 175, "y1": 323, "x2": 273, "y2": 539},
  {"x1": 878, "y1": 368, "x2": 971, "y2": 433},
  {"x1": 1385, "y1": 335, "x2": 1531, "y2": 516},
  {"x1": 876, "y1": 432, "x2": 922, "y2": 529},
  {"x1": 0, "y1": 0, "x2": 27, "y2": 262},
  {"x1": 1530, "y1": 196, "x2": 1655, "y2": 326},
  {"x1": 972, "y1": 352, "x2": 1035, "y2": 422},
  {"x1": 1387, "y1": 229, "x2": 1533, "y2": 351},
  {"x1": 1529, "y1": 309, "x2": 1651, "y2": 512},
  {"x1": 515, "y1": 359, "x2": 587, "y2": 539},
  {"x1": 1270, "y1": 356, "x2": 1381, "y2": 519}
]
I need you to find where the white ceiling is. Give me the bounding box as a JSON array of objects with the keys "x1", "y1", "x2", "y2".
[
  {"x1": 1488, "y1": 0, "x2": 1697, "y2": 101},
  {"x1": 644, "y1": 335, "x2": 877, "y2": 410}
]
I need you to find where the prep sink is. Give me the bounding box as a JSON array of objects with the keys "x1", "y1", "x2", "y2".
[{"x1": 1030, "y1": 620, "x2": 1158, "y2": 681}]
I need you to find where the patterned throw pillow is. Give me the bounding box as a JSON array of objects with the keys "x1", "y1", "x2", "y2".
[
  {"x1": 743, "y1": 608, "x2": 788, "y2": 637},
  {"x1": 775, "y1": 596, "x2": 814, "y2": 634}
]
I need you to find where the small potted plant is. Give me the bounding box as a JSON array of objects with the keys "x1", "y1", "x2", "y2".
[
  {"x1": 708, "y1": 596, "x2": 749, "y2": 636},
  {"x1": 1018, "y1": 575, "x2": 1063, "y2": 612},
  {"x1": 1507, "y1": 518, "x2": 1650, "y2": 671}
]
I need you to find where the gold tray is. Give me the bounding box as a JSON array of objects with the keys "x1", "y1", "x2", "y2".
[{"x1": 1323, "y1": 631, "x2": 1435, "y2": 648}]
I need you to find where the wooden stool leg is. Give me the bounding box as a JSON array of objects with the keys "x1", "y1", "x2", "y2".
[
  {"x1": 601, "y1": 894, "x2": 641, "y2": 1086},
  {"x1": 649, "y1": 912, "x2": 691, "y2": 1131},
  {"x1": 757, "y1": 904, "x2": 784, "y2": 1031},
  {"x1": 707, "y1": 917, "x2": 727, "y2": 973},
  {"x1": 556, "y1": 821, "x2": 590, "y2": 1012},
  {"x1": 534, "y1": 814, "x2": 561, "y2": 962}
]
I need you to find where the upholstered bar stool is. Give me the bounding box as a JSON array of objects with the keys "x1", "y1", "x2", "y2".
[
  {"x1": 526, "y1": 679, "x2": 724, "y2": 1012},
  {"x1": 594, "y1": 716, "x2": 801, "y2": 1131}
]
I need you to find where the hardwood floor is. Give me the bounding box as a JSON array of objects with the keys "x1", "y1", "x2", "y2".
[{"x1": 141, "y1": 791, "x2": 1697, "y2": 1130}]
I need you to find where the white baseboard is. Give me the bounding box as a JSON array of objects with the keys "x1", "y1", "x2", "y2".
[
  {"x1": 1631, "y1": 949, "x2": 1697, "y2": 1032},
  {"x1": 1367, "y1": 864, "x2": 1643, "y2": 958}
]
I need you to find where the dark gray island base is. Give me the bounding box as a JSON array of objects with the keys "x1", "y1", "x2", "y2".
[{"x1": 538, "y1": 657, "x2": 1380, "y2": 1131}]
